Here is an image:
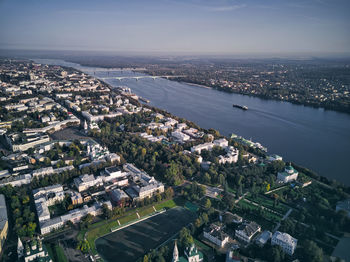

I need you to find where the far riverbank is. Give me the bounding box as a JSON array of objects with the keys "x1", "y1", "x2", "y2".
[{"x1": 33, "y1": 58, "x2": 350, "y2": 186}]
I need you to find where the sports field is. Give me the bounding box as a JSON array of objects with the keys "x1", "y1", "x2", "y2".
[{"x1": 95, "y1": 206, "x2": 196, "y2": 262}]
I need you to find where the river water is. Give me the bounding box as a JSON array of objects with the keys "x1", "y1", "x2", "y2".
[{"x1": 34, "y1": 59, "x2": 350, "y2": 186}]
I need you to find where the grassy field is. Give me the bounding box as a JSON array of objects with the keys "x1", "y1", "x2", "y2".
[
  {"x1": 236, "y1": 199, "x2": 281, "y2": 230},
  {"x1": 46, "y1": 243, "x2": 68, "y2": 262},
  {"x1": 83, "y1": 198, "x2": 179, "y2": 255},
  {"x1": 246, "y1": 194, "x2": 290, "y2": 215},
  {"x1": 155, "y1": 199, "x2": 177, "y2": 209},
  {"x1": 194, "y1": 238, "x2": 213, "y2": 261}
]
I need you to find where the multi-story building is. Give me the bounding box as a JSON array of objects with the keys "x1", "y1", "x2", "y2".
[
  {"x1": 203, "y1": 223, "x2": 230, "y2": 248},
  {"x1": 70, "y1": 191, "x2": 83, "y2": 205},
  {"x1": 109, "y1": 188, "x2": 130, "y2": 206},
  {"x1": 33, "y1": 185, "x2": 65, "y2": 206},
  {"x1": 191, "y1": 139, "x2": 229, "y2": 154},
  {"x1": 235, "y1": 221, "x2": 261, "y2": 243},
  {"x1": 0, "y1": 174, "x2": 32, "y2": 187},
  {"x1": 271, "y1": 231, "x2": 297, "y2": 255},
  {"x1": 32, "y1": 167, "x2": 54, "y2": 178},
  {"x1": 277, "y1": 165, "x2": 299, "y2": 183},
  {"x1": 74, "y1": 174, "x2": 103, "y2": 192},
  {"x1": 33, "y1": 185, "x2": 65, "y2": 224},
  {"x1": 6, "y1": 133, "x2": 50, "y2": 152},
  {"x1": 171, "y1": 131, "x2": 190, "y2": 142}
]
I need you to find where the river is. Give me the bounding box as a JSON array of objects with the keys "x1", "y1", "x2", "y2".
[{"x1": 33, "y1": 59, "x2": 350, "y2": 186}]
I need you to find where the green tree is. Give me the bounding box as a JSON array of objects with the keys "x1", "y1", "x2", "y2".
[
  {"x1": 204, "y1": 199, "x2": 211, "y2": 210},
  {"x1": 77, "y1": 240, "x2": 90, "y2": 253},
  {"x1": 302, "y1": 240, "x2": 324, "y2": 262},
  {"x1": 165, "y1": 161, "x2": 182, "y2": 185},
  {"x1": 179, "y1": 227, "x2": 194, "y2": 247}
]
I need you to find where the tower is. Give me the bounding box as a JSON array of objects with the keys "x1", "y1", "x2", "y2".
[
  {"x1": 84, "y1": 120, "x2": 88, "y2": 131},
  {"x1": 17, "y1": 237, "x2": 24, "y2": 258},
  {"x1": 110, "y1": 97, "x2": 113, "y2": 105},
  {"x1": 172, "y1": 240, "x2": 179, "y2": 262}
]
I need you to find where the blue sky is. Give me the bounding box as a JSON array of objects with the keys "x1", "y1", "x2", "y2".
[{"x1": 0, "y1": 0, "x2": 349, "y2": 55}]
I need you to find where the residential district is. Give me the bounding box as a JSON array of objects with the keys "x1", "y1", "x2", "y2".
[{"x1": 0, "y1": 58, "x2": 349, "y2": 262}]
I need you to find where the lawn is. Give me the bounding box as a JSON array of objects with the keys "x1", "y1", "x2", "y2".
[
  {"x1": 154, "y1": 199, "x2": 177, "y2": 210},
  {"x1": 46, "y1": 243, "x2": 68, "y2": 262},
  {"x1": 137, "y1": 206, "x2": 156, "y2": 217},
  {"x1": 246, "y1": 194, "x2": 290, "y2": 215},
  {"x1": 235, "y1": 199, "x2": 281, "y2": 230}
]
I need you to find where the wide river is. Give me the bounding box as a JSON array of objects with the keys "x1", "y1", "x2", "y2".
[{"x1": 34, "y1": 59, "x2": 350, "y2": 186}]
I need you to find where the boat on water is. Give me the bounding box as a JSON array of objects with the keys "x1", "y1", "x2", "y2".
[{"x1": 232, "y1": 104, "x2": 248, "y2": 110}]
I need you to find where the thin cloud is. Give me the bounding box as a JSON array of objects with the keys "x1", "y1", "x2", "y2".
[{"x1": 205, "y1": 4, "x2": 246, "y2": 12}]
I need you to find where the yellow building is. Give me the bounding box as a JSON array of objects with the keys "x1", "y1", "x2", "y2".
[{"x1": 0, "y1": 194, "x2": 8, "y2": 255}]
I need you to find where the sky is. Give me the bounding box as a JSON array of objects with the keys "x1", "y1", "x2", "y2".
[{"x1": 0, "y1": 0, "x2": 349, "y2": 56}]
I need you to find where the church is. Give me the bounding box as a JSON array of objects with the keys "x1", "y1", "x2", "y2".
[{"x1": 172, "y1": 240, "x2": 204, "y2": 262}]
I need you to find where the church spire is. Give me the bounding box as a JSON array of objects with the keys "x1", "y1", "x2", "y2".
[
  {"x1": 172, "y1": 240, "x2": 179, "y2": 262},
  {"x1": 17, "y1": 237, "x2": 24, "y2": 258}
]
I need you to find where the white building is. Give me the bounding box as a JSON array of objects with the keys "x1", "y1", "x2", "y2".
[
  {"x1": 268, "y1": 154, "x2": 283, "y2": 162},
  {"x1": 124, "y1": 164, "x2": 164, "y2": 200},
  {"x1": 74, "y1": 174, "x2": 103, "y2": 192},
  {"x1": 40, "y1": 217, "x2": 64, "y2": 235},
  {"x1": 103, "y1": 166, "x2": 127, "y2": 182},
  {"x1": 9, "y1": 134, "x2": 50, "y2": 152},
  {"x1": 105, "y1": 153, "x2": 120, "y2": 163},
  {"x1": 33, "y1": 185, "x2": 65, "y2": 206},
  {"x1": 203, "y1": 223, "x2": 229, "y2": 248},
  {"x1": 32, "y1": 167, "x2": 54, "y2": 178},
  {"x1": 277, "y1": 165, "x2": 299, "y2": 183},
  {"x1": 0, "y1": 174, "x2": 32, "y2": 187},
  {"x1": 191, "y1": 139, "x2": 229, "y2": 154},
  {"x1": 191, "y1": 142, "x2": 215, "y2": 154},
  {"x1": 235, "y1": 221, "x2": 261, "y2": 243},
  {"x1": 213, "y1": 138, "x2": 229, "y2": 148},
  {"x1": 171, "y1": 131, "x2": 190, "y2": 142},
  {"x1": 218, "y1": 147, "x2": 239, "y2": 164},
  {"x1": 271, "y1": 231, "x2": 297, "y2": 255},
  {"x1": 33, "y1": 185, "x2": 65, "y2": 225}
]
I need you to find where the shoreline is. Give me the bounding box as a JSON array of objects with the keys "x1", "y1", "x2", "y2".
[
  {"x1": 180, "y1": 81, "x2": 213, "y2": 89},
  {"x1": 53, "y1": 59, "x2": 349, "y2": 115},
  {"x1": 32, "y1": 58, "x2": 350, "y2": 187}
]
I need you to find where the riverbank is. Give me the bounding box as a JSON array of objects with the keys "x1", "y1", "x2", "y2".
[
  {"x1": 180, "y1": 81, "x2": 213, "y2": 90},
  {"x1": 33, "y1": 58, "x2": 350, "y2": 186},
  {"x1": 175, "y1": 79, "x2": 350, "y2": 115}
]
